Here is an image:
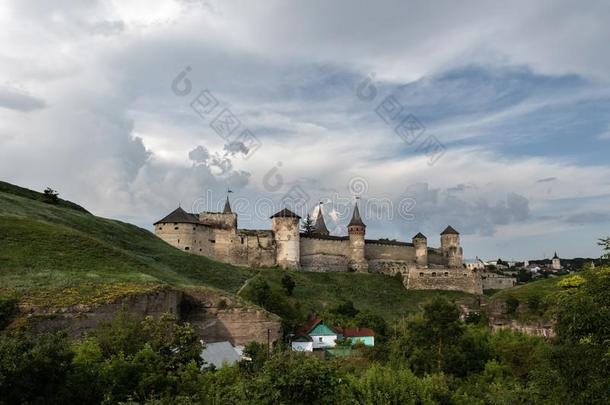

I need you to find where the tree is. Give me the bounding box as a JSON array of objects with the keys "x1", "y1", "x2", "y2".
[
  {"x1": 505, "y1": 296, "x2": 520, "y2": 314},
  {"x1": 407, "y1": 298, "x2": 465, "y2": 374},
  {"x1": 538, "y1": 267, "x2": 610, "y2": 404},
  {"x1": 281, "y1": 274, "x2": 296, "y2": 296},
  {"x1": 301, "y1": 214, "x2": 314, "y2": 235},
  {"x1": 42, "y1": 187, "x2": 59, "y2": 204},
  {"x1": 598, "y1": 237, "x2": 610, "y2": 260}
]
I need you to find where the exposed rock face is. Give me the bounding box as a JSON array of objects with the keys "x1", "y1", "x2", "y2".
[
  {"x1": 483, "y1": 298, "x2": 555, "y2": 338},
  {"x1": 181, "y1": 290, "x2": 282, "y2": 346},
  {"x1": 23, "y1": 288, "x2": 182, "y2": 337},
  {"x1": 18, "y1": 287, "x2": 282, "y2": 345}
]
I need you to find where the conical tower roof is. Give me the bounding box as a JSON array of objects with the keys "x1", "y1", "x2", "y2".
[
  {"x1": 223, "y1": 195, "x2": 232, "y2": 214},
  {"x1": 270, "y1": 208, "x2": 301, "y2": 219},
  {"x1": 154, "y1": 206, "x2": 200, "y2": 225},
  {"x1": 440, "y1": 225, "x2": 459, "y2": 235},
  {"x1": 553, "y1": 252, "x2": 559, "y2": 259},
  {"x1": 348, "y1": 202, "x2": 365, "y2": 227},
  {"x1": 314, "y1": 205, "x2": 330, "y2": 235},
  {"x1": 413, "y1": 232, "x2": 427, "y2": 240}
]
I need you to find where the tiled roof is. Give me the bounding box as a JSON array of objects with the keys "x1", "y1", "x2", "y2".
[
  {"x1": 270, "y1": 208, "x2": 301, "y2": 219},
  {"x1": 348, "y1": 202, "x2": 365, "y2": 227},
  {"x1": 341, "y1": 327, "x2": 375, "y2": 337},
  {"x1": 314, "y1": 207, "x2": 330, "y2": 235},
  {"x1": 223, "y1": 196, "x2": 232, "y2": 214},
  {"x1": 154, "y1": 207, "x2": 200, "y2": 225},
  {"x1": 441, "y1": 225, "x2": 459, "y2": 235}
]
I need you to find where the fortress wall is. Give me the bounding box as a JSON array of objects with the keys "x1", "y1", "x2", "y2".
[
  {"x1": 155, "y1": 223, "x2": 215, "y2": 256},
  {"x1": 299, "y1": 237, "x2": 350, "y2": 272},
  {"x1": 481, "y1": 273, "x2": 516, "y2": 290},
  {"x1": 300, "y1": 237, "x2": 349, "y2": 256},
  {"x1": 368, "y1": 260, "x2": 417, "y2": 276},
  {"x1": 244, "y1": 231, "x2": 276, "y2": 267},
  {"x1": 365, "y1": 243, "x2": 416, "y2": 261},
  {"x1": 199, "y1": 212, "x2": 237, "y2": 229},
  {"x1": 213, "y1": 228, "x2": 237, "y2": 263},
  {"x1": 405, "y1": 268, "x2": 482, "y2": 295},
  {"x1": 428, "y1": 249, "x2": 449, "y2": 266}
]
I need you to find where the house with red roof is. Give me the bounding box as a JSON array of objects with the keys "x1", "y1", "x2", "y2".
[
  {"x1": 291, "y1": 314, "x2": 375, "y2": 352},
  {"x1": 335, "y1": 326, "x2": 375, "y2": 347}
]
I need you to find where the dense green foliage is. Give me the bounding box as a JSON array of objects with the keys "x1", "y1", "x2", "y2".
[{"x1": 1, "y1": 267, "x2": 609, "y2": 404}]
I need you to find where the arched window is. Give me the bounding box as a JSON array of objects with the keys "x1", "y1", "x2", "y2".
[
  {"x1": 419, "y1": 272, "x2": 424, "y2": 277},
  {"x1": 431, "y1": 272, "x2": 437, "y2": 277}
]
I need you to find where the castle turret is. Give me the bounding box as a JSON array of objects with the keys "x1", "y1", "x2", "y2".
[
  {"x1": 270, "y1": 208, "x2": 301, "y2": 270},
  {"x1": 441, "y1": 226, "x2": 463, "y2": 268},
  {"x1": 223, "y1": 195, "x2": 232, "y2": 214},
  {"x1": 314, "y1": 203, "x2": 330, "y2": 236},
  {"x1": 348, "y1": 202, "x2": 368, "y2": 272},
  {"x1": 412, "y1": 232, "x2": 428, "y2": 268}
]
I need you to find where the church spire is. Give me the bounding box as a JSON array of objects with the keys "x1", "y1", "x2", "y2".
[{"x1": 314, "y1": 202, "x2": 330, "y2": 236}]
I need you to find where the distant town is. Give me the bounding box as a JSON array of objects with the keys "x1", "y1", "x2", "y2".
[{"x1": 465, "y1": 253, "x2": 608, "y2": 284}]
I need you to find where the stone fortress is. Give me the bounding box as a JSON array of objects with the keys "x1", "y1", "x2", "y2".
[{"x1": 154, "y1": 196, "x2": 511, "y2": 295}]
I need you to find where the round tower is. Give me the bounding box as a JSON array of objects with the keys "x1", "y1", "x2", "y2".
[
  {"x1": 348, "y1": 202, "x2": 368, "y2": 272},
  {"x1": 270, "y1": 208, "x2": 301, "y2": 270},
  {"x1": 412, "y1": 232, "x2": 428, "y2": 268},
  {"x1": 440, "y1": 225, "x2": 463, "y2": 268}
]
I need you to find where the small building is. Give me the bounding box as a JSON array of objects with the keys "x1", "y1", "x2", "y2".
[
  {"x1": 200, "y1": 341, "x2": 241, "y2": 369},
  {"x1": 291, "y1": 335, "x2": 313, "y2": 352},
  {"x1": 336, "y1": 327, "x2": 375, "y2": 347},
  {"x1": 291, "y1": 315, "x2": 375, "y2": 352}
]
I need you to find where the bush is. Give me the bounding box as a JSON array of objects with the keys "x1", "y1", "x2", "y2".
[{"x1": 505, "y1": 296, "x2": 520, "y2": 314}]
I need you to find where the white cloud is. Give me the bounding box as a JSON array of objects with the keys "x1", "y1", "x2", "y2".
[{"x1": 1, "y1": 0, "x2": 610, "y2": 259}]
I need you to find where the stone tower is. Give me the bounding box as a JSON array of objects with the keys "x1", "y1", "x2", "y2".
[
  {"x1": 441, "y1": 226, "x2": 463, "y2": 268},
  {"x1": 314, "y1": 203, "x2": 330, "y2": 236},
  {"x1": 270, "y1": 208, "x2": 301, "y2": 270},
  {"x1": 552, "y1": 252, "x2": 561, "y2": 270},
  {"x1": 412, "y1": 232, "x2": 428, "y2": 268},
  {"x1": 348, "y1": 202, "x2": 368, "y2": 272}
]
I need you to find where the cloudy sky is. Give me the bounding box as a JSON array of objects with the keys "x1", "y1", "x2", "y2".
[{"x1": 2, "y1": 0, "x2": 610, "y2": 260}]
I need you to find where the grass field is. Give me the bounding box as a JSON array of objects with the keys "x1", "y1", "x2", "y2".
[{"x1": 0, "y1": 181, "x2": 472, "y2": 320}]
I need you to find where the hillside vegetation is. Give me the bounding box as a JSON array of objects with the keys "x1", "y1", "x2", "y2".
[
  {"x1": 488, "y1": 275, "x2": 566, "y2": 321},
  {"x1": 0, "y1": 182, "x2": 471, "y2": 320}
]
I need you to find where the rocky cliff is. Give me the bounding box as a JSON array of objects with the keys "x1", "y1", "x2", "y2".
[{"x1": 15, "y1": 286, "x2": 282, "y2": 346}]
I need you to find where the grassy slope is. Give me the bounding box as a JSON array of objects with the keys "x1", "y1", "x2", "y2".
[
  {"x1": 254, "y1": 269, "x2": 472, "y2": 321},
  {"x1": 0, "y1": 182, "x2": 472, "y2": 321},
  {"x1": 0, "y1": 189, "x2": 256, "y2": 306},
  {"x1": 488, "y1": 276, "x2": 565, "y2": 321}
]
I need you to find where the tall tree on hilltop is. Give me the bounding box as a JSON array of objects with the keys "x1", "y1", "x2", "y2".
[
  {"x1": 42, "y1": 187, "x2": 59, "y2": 204},
  {"x1": 301, "y1": 214, "x2": 314, "y2": 235},
  {"x1": 598, "y1": 237, "x2": 610, "y2": 260}
]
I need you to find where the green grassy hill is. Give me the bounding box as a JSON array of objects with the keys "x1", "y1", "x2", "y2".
[
  {"x1": 0, "y1": 181, "x2": 473, "y2": 322},
  {"x1": 487, "y1": 276, "x2": 567, "y2": 321}
]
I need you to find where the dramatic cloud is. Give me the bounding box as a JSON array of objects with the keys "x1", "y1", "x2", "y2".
[{"x1": 1, "y1": 0, "x2": 610, "y2": 259}]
